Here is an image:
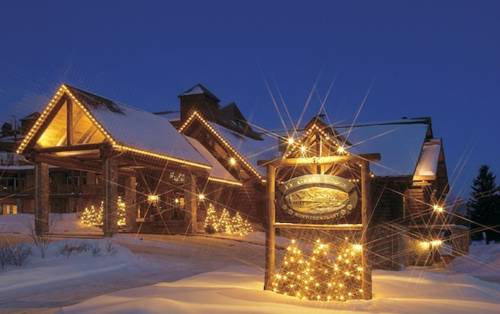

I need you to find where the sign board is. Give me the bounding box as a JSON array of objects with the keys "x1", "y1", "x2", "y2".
[{"x1": 279, "y1": 174, "x2": 358, "y2": 220}]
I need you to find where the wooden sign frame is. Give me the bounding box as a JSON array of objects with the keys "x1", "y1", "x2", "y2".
[{"x1": 261, "y1": 154, "x2": 378, "y2": 300}]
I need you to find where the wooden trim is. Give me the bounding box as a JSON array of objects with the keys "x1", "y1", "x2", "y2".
[
  {"x1": 67, "y1": 98, "x2": 73, "y2": 146},
  {"x1": 360, "y1": 161, "x2": 372, "y2": 299},
  {"x1": 264, "y1": 164, "x2": 276, "y2": 290},
  {"x1": 34, "y1": 143, "x2": 104, "y2": 154},
  {"x1": 257, "y1": 153, "x2": 381, "y2": 167},
  {"x1": 273, "y1": 222, "x2": 363, "y2": 231}
]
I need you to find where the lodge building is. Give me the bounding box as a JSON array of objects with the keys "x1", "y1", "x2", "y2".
[{"x1": 1, "y1": 83, "x2": 469, "y2": 268}]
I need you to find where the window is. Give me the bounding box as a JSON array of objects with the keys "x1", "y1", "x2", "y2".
[{"x1": 2, "y1": 204, "x2": 17, "y2": 215}]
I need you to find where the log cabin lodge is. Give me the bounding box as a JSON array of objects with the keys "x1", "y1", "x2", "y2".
[{"x1": 1, "y1": 83, "x2": 469, "y2": 269}]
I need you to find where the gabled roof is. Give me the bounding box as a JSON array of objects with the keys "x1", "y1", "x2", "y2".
[
  {"x1": 179, "y1": 111, "x2": 280, "y2": 180},
  {"x1": 185, "y1": 136, "x2": 241, "y2": 186},
  {"x1": 207, "y1": 121, "x2": 280, "y2": 176},
  {"x1": 334, "y1": 119, "x2": 432, "y2": 177},
  {"x1": 413, "y1": 139, "x2": 442, "y2": 181},
  {"x1": 179, "y1": 83, "x2": 220, "y2": 102},
  {"x1": 18, "y1": 84, "x2": 211, "y2": 170}
]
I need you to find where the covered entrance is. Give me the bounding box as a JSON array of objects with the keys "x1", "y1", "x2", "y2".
[{"x1": 17, "y1": 84, "x2": 212, "y2": 236}]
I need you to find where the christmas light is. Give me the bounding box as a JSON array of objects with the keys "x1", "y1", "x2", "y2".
[
  {"x1": 229, "y1": 157, "x2": 237, "y2": 166},
  {"x1": 147, "y1": 194, "x2": 159, "y2": 205},
  {"x1": 287, "y1": 137, "x2": 295, "y2": 145},
  {"x1": 432, "y1": 204, "x2": 444, "y2": 213},
  {"x1": 204, "y1": 203, "x2": 219, "y2": 233},
  {"x1": 79, "y1": 198, "x2": 127, "y2": 227},
  {"x1": 272, "y1": 238, "x2": 363, "y2": 302},
  {"x1": 198, "y1": 193, "x2": 206, "y2": 201},
  {"x1": 178, "y1": 111, "x2": 264, "y2": 180},
  {"x1": 203, "y1": 204, "x2": 253, "y2": 237}
]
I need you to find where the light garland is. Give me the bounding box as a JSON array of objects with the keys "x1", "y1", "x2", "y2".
[
  {"x1": 284, "y1": 123, "x2": 348, "y2": 158},
  {"x1": 204, "y1": 203, "x2": 220, "y2": 233},
  {"x1": 18, "y1": 84, "x2": 211, "y2": 170},
  {"x1": 179, "y1": 111, "x2": 264, "y2": 180},
  {"x1": 272, "y1": 238, "x2": 363, "y2": 302},
  {"x1": 203, "y1": 203, "x2": 253, "y2": 236},
  {"x1": 79, "y1": 197, "x2": 127, "y2": 227}
]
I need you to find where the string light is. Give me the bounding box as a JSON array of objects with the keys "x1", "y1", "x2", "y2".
[
  {"x1": 287, "y1": 137, "x2": 295, "y2": 145},
  {"x1": 432, "y1": 204, "x2": 444, "y2": 213},
  {"x1": 79, "y1": 198, "x2": 126, "y2": 227},
  {"x1": 17, "y1": 84, "x2": 211, "y2": 170},
  {"x1": 147, "y1": 194, "x2": 159, "y2": 205},
  {"x1": 229, "y1": 157, "x2": 237, "y2": 166},
  {"x1": 272, "y1": 238, "x2": 363, "y2": 302},
  {"x1": 198, "y1": 193, "x2": 206, "y2": 201},
  {"x1": 178, "y1": 111, "x2": 264, "y2": 180},
  {"x1": 203, "y1": 203, "x2": 253, "y2": 236}
]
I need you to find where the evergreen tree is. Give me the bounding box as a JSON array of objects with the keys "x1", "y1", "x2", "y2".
[
  {"x1": 271, "y1": 239, "x2": 307, "y2": 298},
  {"x1": 303, "y1": 239, "x2": 335, "y2": 301},
  {"x1": 204, "y1": 203, "x2": 219, "y2": 234},
  {"x1": 467, "y1": 165, "x2": 500, "y2": 243},
  {"x1": 218, "y1": 208, "x2": 233, "y2": 234}
]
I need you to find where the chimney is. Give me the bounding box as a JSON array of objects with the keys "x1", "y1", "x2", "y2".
[{"x1": 179, "y1": 84, "x2": 220, "y2": 123}]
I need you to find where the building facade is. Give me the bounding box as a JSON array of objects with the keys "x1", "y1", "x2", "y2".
[{"x1": 2, "y1": 83, "x2": 469, "y2": 268}]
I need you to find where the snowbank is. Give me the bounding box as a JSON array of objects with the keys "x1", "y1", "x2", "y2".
[
  {"x1": 449, "y1": 243, "x2": 500, "y2": 281},
  {"x1": 0, "y1": 239, "x2": 138, "y2": 293},
  {"x1": 0, "y1": 213, "x2": 101, "y2": 234},
  {"x1": 61, "y1": 265, "x2": 500, "y2": 314}
]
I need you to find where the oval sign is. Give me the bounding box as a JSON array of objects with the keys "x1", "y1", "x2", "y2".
[{"x1": 279, "y1": 174, "x2": 358, "y2": 220}]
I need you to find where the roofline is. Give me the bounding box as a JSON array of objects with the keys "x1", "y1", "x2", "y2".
[
  {"x1": 179, "y1": 110, "x2": 265, "y2": 181},
  {"x1": 17, "y1": 84, "x2": 212, "y2": 171}
]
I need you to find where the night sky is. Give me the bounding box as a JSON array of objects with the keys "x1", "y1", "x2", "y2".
[{"x1": 1, "y1": 1, "x2": 499, "y2": 197}]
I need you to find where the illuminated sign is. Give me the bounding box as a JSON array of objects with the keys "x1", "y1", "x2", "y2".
[{"x1": 279, "y1": 174, "x2": 358, "y2": 220}]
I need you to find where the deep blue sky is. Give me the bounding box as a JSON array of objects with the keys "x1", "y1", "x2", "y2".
[{"x1": 1, "y1": 1, "x2": 499, "y2": 197}]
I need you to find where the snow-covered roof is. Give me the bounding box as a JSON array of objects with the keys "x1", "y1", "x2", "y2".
[
  {"x1": 66, "y1": 86, "x2": 210, "y2": 168},
  {"x1": 207, "y1": 121, "x2": 280, "y2": 176},
  {"x1": 413, "y1": 139, "x2": 441, "y2": 180},
  {"x1": 185, "y1": 136, "x2": 239, "y2": 184},
  {"x1": 334, "y1": 121, "x2": 430, "y2": 177}
]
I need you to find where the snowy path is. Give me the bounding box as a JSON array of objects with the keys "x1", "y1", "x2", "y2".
[{"x1": 0, "y1": 234, "x2": 266, "y2": 314}]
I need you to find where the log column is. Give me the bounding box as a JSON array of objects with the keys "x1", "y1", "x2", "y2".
[
  {"x1": 264, "y1": 164, "x2": 276, "y2": 290},
  {"x1": 103, "y1": 157, "x2": 118, "y2": 237},
  {"x1": 124, "y1": 175, "x2": 137, "y2": 232},
  {"x1": 35, "y1": 161, "x2": 50, "y2": 235},
  {"x1": 185, "y1": 173, "x2": 198, "y2": 234},
  {"x1": 360, "y1": 161, "x2": 373, "y2": 299}
]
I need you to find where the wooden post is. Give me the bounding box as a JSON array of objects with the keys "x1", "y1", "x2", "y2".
[
  {"x1": 185, "y1": 173, "x2": 198, "y2": 234},
  {"x1": 124, "y1": 175, "x2": 137, "y2": 232},
  {"x1": 360, "y1": 161, "x2": 373, "y2": 299},
  {"x1": 103, "y1": 156, "x2": 118, "y2": 237},
  {"x1": 264, "y1": 164, "x2": 276, "y2": 290},
  {"x1": 35, "y1": 161, "x2": 50, "y2": 235}
]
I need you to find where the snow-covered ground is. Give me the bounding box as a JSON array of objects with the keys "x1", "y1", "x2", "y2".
[
  {"x1": 0, "y1": 213, "x2": 499, "y2": 314},
  {"x1": 0, "y1": 213, "x2": 101, "y2": 235}
]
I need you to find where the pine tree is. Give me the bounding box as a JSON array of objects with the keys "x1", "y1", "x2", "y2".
[
  {"x1": 231, "y1": 212, "x2": 253, "y2": 236},
  {"x1": 204, "y1": 203, "x2": 219, "y2": 234},
  {"x1": 467, "y1": 165, "x2": 500, "y2": 243},
  {"x1": 218, "y1": 208, "x2": 233, "y2": 234},
  {"x1": 331, "y1": 239, "x2": 364, "y2": 300},
  {"x1": 303, "y1": 239, "x2": 335, "y2": 301},
  {"x1": 272, "y1": 239, "x2": 307, "y2": 298},
  {"x1": 116, "y1": 196, "x2": 126, "y2": 227}
]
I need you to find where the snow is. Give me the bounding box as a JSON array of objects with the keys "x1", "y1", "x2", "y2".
[
  {"x1": 66, "y1": 86, "x2": 210, "y2": 168},
  {"x1": 61, "y1": 265, "x2": 500, "y2": 314},
  {"x1": 185, "y1": 135, "x2": 239, "y2": 183},
  {"x1": 449, "y1": 243, "x2": 500, "y2": 282},
  {"x1": 413, "y1": 139, "x2": 441, "y2": 179},
  {"x1": 0, "y1": 213, "x2": 101, "y2": 235},
  {"x1": 0, "y1": 231, "x2": 498, "y2": 313},
  {"x1": 208, "y1": 121, "x2": 280, "y2": 176},
  {"x1": 0, "y1": 239, "x2": 137, "y2": 292},
  {"x1": 335, "y1": 121, "x2": 429, "y2": 177}
]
